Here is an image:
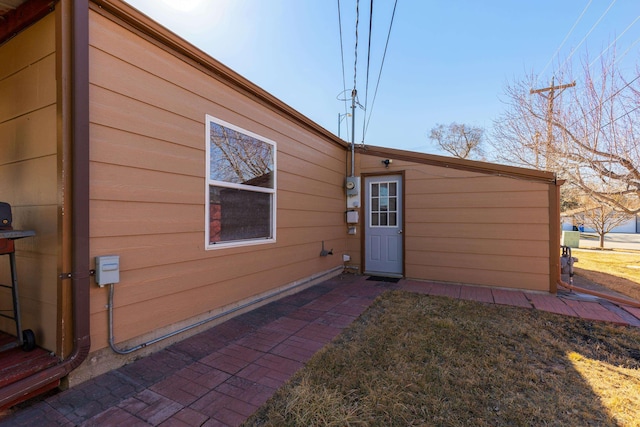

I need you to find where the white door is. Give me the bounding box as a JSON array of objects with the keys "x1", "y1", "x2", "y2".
[{"x1": 364, "y1": 175, "x2": 403, "y2": 277}]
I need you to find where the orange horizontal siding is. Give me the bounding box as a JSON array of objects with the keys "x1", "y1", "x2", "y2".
[
  {"x1": 408, "y1": 223, "x2": 549, "y2": 241},
  {"x1": 407, "y1": 190, "x2": 549, "y2": 209},
  {"x1": 405, "y1": 236, "x2": 549, "y2": 258},
  {"x1": 359, "y1": 151, "x2": 553, "y2": 290},
  {"x1": 407, "y1": 265, "x2": 548, "y2": 291},
  {"x1": 87, "y1": 8, "x2": 347, "y2": 353},
  {"x1": 0, "y1": 12, "x2": 58, "y2": 352},
  {"x1": 406, "y1": 207, "x2": 549, "y2": 225}
]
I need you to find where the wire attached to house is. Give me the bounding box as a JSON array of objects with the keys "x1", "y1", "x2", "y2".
[
  {"x1": 361, "y1": 0, "x2": 374, "y2": 143},
  {"x1": 339, "y1": 0, "x2": 397, "y2": 146},
  {"x1": 337, "y1": 0, "x2": 350, "y2": 138},
  {"x1": 353, "y1": 0, "x2": 359, "y2": 95},
  {"x1": 363, "y1": 0, "x2": 398, "y2": 141}
]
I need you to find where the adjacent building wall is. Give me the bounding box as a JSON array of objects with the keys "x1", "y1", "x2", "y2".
[
  {"x1": 84, "y1": 5, "x2": 347, "y2": 367},
  {"x1": 0, "y1": 13, "x2": 58, "y2": 351},
  {"x1": 358, "y1": 151, "x2": 554, "y2": 292},
  {"x1": 0, "y1": 0, "x2": 560, "y2": 390}
]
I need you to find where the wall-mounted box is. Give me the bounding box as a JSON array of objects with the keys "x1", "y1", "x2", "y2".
[
  {"x1": 346, "y1": 210, "x2": 359, "y2": 224},
  {"x1": 345, "y1": 176, "x2": 359, "y2": 196},
  {"x1": 346, "y1": 176, "x2": 361, "y2": 209},
  {"x1": 96, "y1": 255, "x2": 120, "y2": 287}
]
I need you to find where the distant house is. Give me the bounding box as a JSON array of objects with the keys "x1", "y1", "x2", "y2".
[
  {"x1": 561, "y1": 209, "x2": 639, "y2": 233},
  {"x1": 0, "y1": 0, "x2": 560, "y2": 407}
]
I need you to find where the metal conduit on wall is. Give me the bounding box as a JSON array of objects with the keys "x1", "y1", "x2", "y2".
[{"x1": 108, "y1": 266, "x2": 343, "y2": 355}]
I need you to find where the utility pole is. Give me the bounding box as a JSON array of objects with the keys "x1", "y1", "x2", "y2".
[
  {"x1": 350, "y1": 89, "x2": 357, "y2": 177},
  {"x1": 530, "y1": 77, "x2": 576, "y2": 170}
]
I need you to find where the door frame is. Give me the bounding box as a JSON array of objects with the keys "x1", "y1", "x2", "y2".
[{"x1": 361, "y1": 171, "x2": 405, "y2": 277}]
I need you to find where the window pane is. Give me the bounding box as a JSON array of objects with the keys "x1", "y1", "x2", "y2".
[
  {"x1": 209, "y1": 186, "x2": 272, "y2": 243},
  {"x1": 372, "y1": 198, "x2": 379, "y2": 211},
  {"x1": 389, "y1": 198, "x2": 397, "y2": 211},
  {"x1": 372, "y1": 213, "x2": 379, "y2": 226},
  {"x1": 389, "y1": 212, "x2": 397, "y2": 226},
  {"x1": 380, "y1": 183, "x2": 388, "y2": 198},
  {"x1": 389, "y1": 182, "x2": 397, "y2": 196},
  {"x1": 380, "y1": 213, "x2": 388, "y2": 226},
  {"x1": 372, "y1": 183, "x2": 379, "y2": 197},
  {"x1": 209, "y1": 120, "x2": 274, "y2": 188}
]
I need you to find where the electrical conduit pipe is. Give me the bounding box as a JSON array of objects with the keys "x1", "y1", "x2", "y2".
[{"x1": 557, "y1": 279, "x2": 640, "y2": 309}]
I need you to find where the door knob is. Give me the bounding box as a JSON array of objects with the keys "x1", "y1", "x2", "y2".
[{"x1": 398, "y1": 230, "x2": 403, "y2": 234}]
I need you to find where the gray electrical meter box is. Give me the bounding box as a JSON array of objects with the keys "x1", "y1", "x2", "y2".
[
  {"x1": 345, "y1": 176, "x2": 359, "y2": 196},
  {"x1": 96, "y1": 255, "x2": 120, "y2": 287}
]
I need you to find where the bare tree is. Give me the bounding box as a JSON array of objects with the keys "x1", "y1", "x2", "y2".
[
  {"x1": 492, "y1": 50, "x2": 640, "y2": 214},
  {"x1": 209, "y1": 122, "x2": 273, "y2": 187},
  {"x1": 429, "y1": 122, "x2": 485, "y2": 160},
  {"x1": 561, "y1": 184, "x2": 581, "y2": 212},
  {"x1": 573, "y1": 200, "x2": 634, "y2": 248}
]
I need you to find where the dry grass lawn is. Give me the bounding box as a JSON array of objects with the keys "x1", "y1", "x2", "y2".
[
  {"x1": 572, "y1": 249, "x2": 640, "y2": 302},
  {"x1": 245, "y1": 291, "x2": 640, "y2": 427}
]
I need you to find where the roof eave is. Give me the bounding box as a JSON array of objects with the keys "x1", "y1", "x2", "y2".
[
  {"x1": 0, "y1": 0, "x2": 56, "y2": 45},
  {"x1": 358, "y1": 144, "x2": 557, "y2": 183},
  {"x1": 90, "y1": 0, "x2": 348, "y2": 150}
]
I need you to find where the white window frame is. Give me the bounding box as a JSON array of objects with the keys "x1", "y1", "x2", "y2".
[
  {"x1": 369, "y1": 180, "x2": 398, "y2": 228},
  {"x1": 205, "y1": 114, "x2": 277, "y2": 249}
]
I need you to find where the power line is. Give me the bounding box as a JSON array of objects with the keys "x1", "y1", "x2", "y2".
[
  {"x1": 601, "y1": 104, "x2": 640, "y2": 129},
  {"x1": 361, "y1": 0, "x2": 374, "y2": 143},
  {"x1": 363, "y1": 0, "x2": 398, "y2": 141},
  {"x1": 558, "y1": 0, "x2": 617, "y2": 74},
  {"x1": 353, "y1": 0, "x2": 359, "y2": 93},
  {"x1": 349, "y1": 0, "x2": 360, "y2": 166},
  {"x1": 338, "y1": 0, "x2": 396, "y2": 145},
  {"x1": 337, "y1": 0, "x2": 350, "y2": 137},
  {"x1": 537, "y1": 0, "x2": 592, "y2": 84},
  {"x1": 603, "y1": 74, "x2": 640, "y2": 106},
  {"x1": 588, "y1": 14, "x2": 640, "y2": 69},
  {"x1": 563, "y1": 73, "x2": 640, "y2": 130},
  {"x1": 616, "y1": 35, "x2": 640, "y2": 66}
]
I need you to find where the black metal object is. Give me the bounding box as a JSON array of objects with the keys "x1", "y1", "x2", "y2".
[
  {"x1": 0, "y1": 202, "x2": 12, "y2": 227},
  {"x1": 0, "y1": 202, "x2": 36, "y2": 352},
  {"x1": 560, "y1": 245, "x2": 578, "y2": 285}
]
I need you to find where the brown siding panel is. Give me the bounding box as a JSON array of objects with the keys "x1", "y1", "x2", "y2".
[
  {"x1": 408, "y1": 265, "x2": 545, "y2": 291},
  {"x1": 87, "y1": 9, "x2": 346, "y2": 353},
  {"x1": 0, "y1": 14, "x2": 58, "y2": 351},
  {"x1": 360, "y1": 155, "x2": 552, "y2": 291},
  {"x1": 407, "y1": 207, "x2": 549, "y2": 224},
  {"x1": 408, "y1": 190, "x2": 549, "y2": 209},
  {"x1": 409, "y1": 223, "x2": 549, "y2": 241},
  {"x1": 405, "y1": 237, "x2": 549, "y2": 258}
]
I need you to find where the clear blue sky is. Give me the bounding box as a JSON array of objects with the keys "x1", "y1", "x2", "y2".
[{"x1": 124, "y1": 0, "x2": 640, "y2": 155}]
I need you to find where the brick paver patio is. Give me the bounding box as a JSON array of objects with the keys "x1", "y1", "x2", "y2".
[{"x1": 1, "y1": 274, "x2": 639, "y2": 426}]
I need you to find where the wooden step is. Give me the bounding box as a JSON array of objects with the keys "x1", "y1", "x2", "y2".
[{"x1": 0, "y1": 332, "x2": 59, "y2": 389}]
